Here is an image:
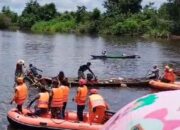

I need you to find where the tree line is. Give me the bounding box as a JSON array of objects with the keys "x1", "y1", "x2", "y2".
[{"x1": 0, "y1": 0, "x2": 180, "y2": 38}]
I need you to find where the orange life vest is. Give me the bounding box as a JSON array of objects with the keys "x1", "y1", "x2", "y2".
[
  {"x1": 88, "y1": 94, "x2": 106, "y2": 124},
  {"x1": 75, "y1": 85, "x2": 88, "y2": 105},
  {"x1": 15, "y1": 83, "x2": 28, "y2": 105},
  {"x1": 62, "y1": 85, "x2": 70, "y2": 103},
  {"x1": 169, "y1": 71, "x2": 176, "y2": 83},
  {"x1": 38, "y1": 92, "x2": 49, "y2": 109},
  {"x1": 51, "y1": 87, "x2": 63, "y2": 108}
]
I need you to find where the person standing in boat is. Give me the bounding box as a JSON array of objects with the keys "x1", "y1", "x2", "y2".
[
  {"x1": 15, "y1": 59, "x2": 26, "y2": 80},
  {"x1": 10, "y1": 77, "x2": 28, "y2": 113},
  {"x1": 148, "y1": 65, "x2": 160, "y2": 79},
  {"x1": 49, "y1": 80, "x2": 63, "y2": 119},
  {"x1": 73, "y1": 79, "x2": 88, "y2": 122},
  {"x1": 27, "y1": 87, "x2": 49, "y2": 117},
  {"x1": 61, "y1": 78, "x2": 70, "y2": 119},
  {"x1": 57, "y1": 71, "x2": 66, "y2": 84},
  {"x1": 88, "y1": 89, "x2": 109, "y2": 124},
  {"x1": 78, "y1": 62, "x2": 96, "y2": 79}
]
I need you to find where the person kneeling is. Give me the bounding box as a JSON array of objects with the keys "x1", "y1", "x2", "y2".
[
  {"x1": 27, "y1": 87, "x2": 49, "y2": 117},
  {"x1": 88, "y1": 89, "x2": 109, "y2": 124}
]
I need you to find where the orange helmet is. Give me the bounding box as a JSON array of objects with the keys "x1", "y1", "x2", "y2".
[
  {"x1": 90, "y1": 89, "x2": 98, "y2": 94},
  {"x1": 79, "y1": 79, "x2": 86, "y2": 86},
  {"x1": 16, "y1": 77, "x2": 24, "y2": 83}
]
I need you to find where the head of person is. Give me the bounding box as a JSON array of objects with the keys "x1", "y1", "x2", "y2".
[
  {"x1": 16, "y1": 77, "x2": 24, "y2": 84},
  {"x1": 90, "y1": 89, "x2": 98, "y2": 95},
  {"x1": 165, "y1": 65, "x2": 170, "y2": 72},
  {"x1": 29, "y1": 64, "x2": 33, "y2": 67},
  {"x1": 153, "y1": 65, "x2": 157, "y2": 69},
  {"x1": 58, "y1": 71, "x2": 65, "y2": 79},
  {"x1": 40, "y1": 86, "x2": 47, "y2": 92},
  {"x1": 52, "y1": 80, "x2": 59, "y2": 88},
  {"x1": 79, "y1": 78, "x2": 86, "y2": 86},
  {"x1": 17, "y1": 59, "x2": 25, "y2": 66},
  {"x1": 87, "y1": 62, "x2": 91, "y2": 67}
]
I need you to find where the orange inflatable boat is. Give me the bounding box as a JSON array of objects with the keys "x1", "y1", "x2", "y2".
[
  {"x1": 7, "y1": 108, "x2": 112, "y2": 130},
  {"x1": 149, "y1": 80, "x2": 180, "y2": 90}
]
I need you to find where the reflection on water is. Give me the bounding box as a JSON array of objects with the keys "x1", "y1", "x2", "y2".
[{"x1": 0, "y1": 30, "x2": 179, "y2": 130}]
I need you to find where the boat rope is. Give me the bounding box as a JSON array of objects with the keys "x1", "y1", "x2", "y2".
[{"x1": 50, "y1": 118, "x2": 67, "y2": 124}]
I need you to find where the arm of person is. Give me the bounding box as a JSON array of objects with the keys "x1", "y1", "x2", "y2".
[
  {"x1": 35, "y1": 67, "x2": 43, "y2": 72},
  {"x1": 27, "y1": 95, "x2": 40, "y2": 108},
  {"x1": 10, "y1": 89, "x2": 17, "y2": 104},
  {"x1": 88, "y1": 68, "x2": 96, "y2": 78}
]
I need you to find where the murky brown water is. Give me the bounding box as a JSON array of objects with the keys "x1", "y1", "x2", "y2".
[{"x1": 0, "y1": 31, "x2": 180, "y2": 130}]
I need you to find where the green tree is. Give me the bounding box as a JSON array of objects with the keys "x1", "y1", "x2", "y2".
[
  {"x1": 75, "y1": 6, "x2": 87, "y2": 23},
  {"x1": 104, "y1": 0, "x2": 142, "y2": 16}
]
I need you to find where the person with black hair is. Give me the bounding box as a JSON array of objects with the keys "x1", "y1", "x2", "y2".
[{"x1": 78, "y1": 62, "x2": 96, "y2": 79}]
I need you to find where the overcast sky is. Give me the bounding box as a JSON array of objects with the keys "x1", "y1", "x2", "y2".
[{"x1": 0, "y1": 0, "x2": 167, "y2": 14}]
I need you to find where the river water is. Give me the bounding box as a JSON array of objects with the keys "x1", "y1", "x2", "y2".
[{"x1": 0, "y1": 30, "x2": 180, "y2": 130}]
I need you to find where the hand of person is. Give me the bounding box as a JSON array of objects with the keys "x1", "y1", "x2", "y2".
[
  {"x1": 10, "y1": 101, "x2": 13, "y2": 104},
  {"x1": 72, "y1": 98, "x2": 74, "y2": 101}
]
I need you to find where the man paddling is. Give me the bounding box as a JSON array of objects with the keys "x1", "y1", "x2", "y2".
[{"x1": 78, "y1": 62, "x2": 96, "y2": 79}]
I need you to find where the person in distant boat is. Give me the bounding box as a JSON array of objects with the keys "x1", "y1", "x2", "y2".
[
  {"x1": 27, "y1": 87, "x2": 49, "y2": 117},
  {"x1": 78, "y1": 62, "x2": 96, "y2": 79},
  {"x1": 148, "y1": 65, "x2": 160, "y2": 79},
  {"x1": 10, "y1": 77, "x2": 28, "y2": 113},
  {"x1": 102, "y1": 51, "x2": 107, "y2": 56},
  {"x1": 29, "y1": 64, "x2": 43, "y2": 77},
  {"x1": 49, "y1": 80, "x2": 63, "y2": 119},
  {"x1": 88, "y1": 89, "x2": 109, "y2": 124},
  {"x1": 73, "y1": 79, "x2": 88, "y2": 122}
]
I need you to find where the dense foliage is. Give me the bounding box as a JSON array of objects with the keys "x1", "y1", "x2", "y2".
[{"x1": 0, "y1": 0, "x2": 180, "y2": 37}]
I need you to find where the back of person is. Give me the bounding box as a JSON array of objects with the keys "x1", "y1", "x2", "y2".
[
  {"x1": 62, "y1": 85, "x2": 70, "y2": 103},
  {"x1": 79, "y1": 65, "x2": 88, "y2": 72},
  {"x1": 15, "y1": 83, "x2": 28, "y2": 105},
  {"x1": 51, "y1": 87, "x2": 63, "y2": 108},
  {"x1": 89, "y1": 93, "x2": 106, "y2": 124},
  {"x1": 38, "y1": 92, "x2": 49, "y2": 109},
  {"x1": 76, "y1": 85, "x2": 88, "y2": 105}
]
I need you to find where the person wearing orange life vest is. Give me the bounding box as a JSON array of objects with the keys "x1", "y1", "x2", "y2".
[
  {"x1": 88, "y1": 89, "x2": 109, "y2": 124},
  {"x1": 10, "y1": 77, "x2": 28, "y2": 113},
  {"x1": 61, "y1": 78, "x2": 70, "y2": 119},
  {"x1": 27, "y1": 87, "x2": 49, "y2": 117},
  {"x1": 49, "y1": 80, "x2": 63, "y2": 119},
  {"x1": 161, "y1": 65, "x2": 171, "y2": 83},
  {"x1": 168, "y1": 69, "x2": 176, "y2": 83},
  {"x1": 73, "y1": 79, "x2": 88, "y2": 122}
]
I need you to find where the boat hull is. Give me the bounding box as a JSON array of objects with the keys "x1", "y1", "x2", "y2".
[
  {"x1": 149, "y1": 80, "x2": 180, "y2": 90},
  {"x1": 7, "y1": 109, "x2": 103, "y2": 130},
  {"x1": 91, "y1": 55, "x2": 140, "y2": 59}
]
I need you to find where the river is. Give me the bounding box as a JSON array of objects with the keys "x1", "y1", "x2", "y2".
[{"x1": 0, "y1": 30, "x2": 180, "y2": 130}]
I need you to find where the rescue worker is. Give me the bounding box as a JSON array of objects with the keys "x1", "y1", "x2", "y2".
[
  {"x1": 49, "y1": 80, "x2": 63, "y2": 119},
  {"x1": 27, "y1": 87, "x2": 49, "y2": 117},
  {"x1": 78, "y1": 62, "x2": 96, "y2": 79},
  {"x1": 148, "y1": 65, "x2": 160, "y2": 79},
  {"x1": 88, "y1": 89, "x2": 109, "y2": 124},
  {"x1": 10, "y1": 77, "x2": 28, "y2": 113},
  {"x1": 168, "y1": 69, "x2": 176, "y2": 83},
  {"x1": 161, "y1": 65, "x2": 175, "y2": 83},
  {"x1": 73, "y1": 79, "x2": 88, "y2": 122},
  {"x1": 61, "y1": 78, "x2": 70, "y2": 119}
]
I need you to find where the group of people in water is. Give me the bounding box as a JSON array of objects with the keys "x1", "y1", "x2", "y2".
[{"x1": 11, "y1": 59, "x2": 109, "y2": 124}]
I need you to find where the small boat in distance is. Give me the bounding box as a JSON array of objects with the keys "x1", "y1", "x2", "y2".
[{"x1": 91, "y1": 54, "x2": 140, "y2": 59}]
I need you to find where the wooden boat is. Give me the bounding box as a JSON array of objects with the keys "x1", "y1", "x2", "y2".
[
  {"x1": 91, "y1": 55, "x2": 140, "y2": 59},
  {"x1": 69, "y1": 78, "x2": 150, "y2": 87},
  {"x1": 7, "y1": 108, "x2": 112, "y2": 130},
  {"x1": 149, "y1": 80, "x2": 180, "y2": 90}
]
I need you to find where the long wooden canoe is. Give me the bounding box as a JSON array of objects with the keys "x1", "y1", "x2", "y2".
[{"x1": 91, "y1": 55, "x2": 140, "y2": 59}]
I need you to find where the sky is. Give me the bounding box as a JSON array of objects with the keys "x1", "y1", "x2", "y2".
[{"x1": 0, "y1": 0, "x2": 167, "y2": 14}]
